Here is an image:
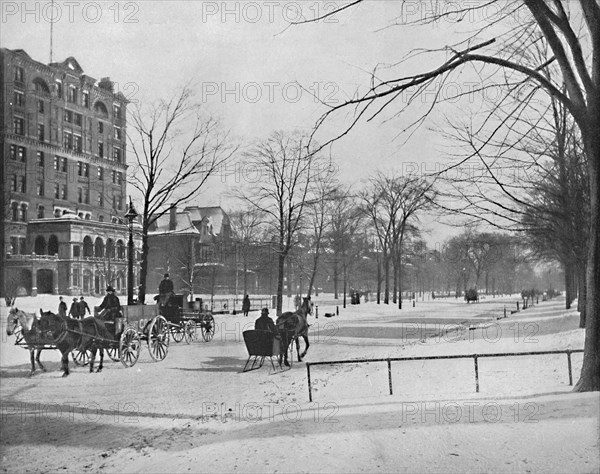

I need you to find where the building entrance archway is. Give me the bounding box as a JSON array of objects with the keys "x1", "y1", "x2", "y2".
[{"x1": 37, "y1": 269, "x2": 54, "y2": 294}]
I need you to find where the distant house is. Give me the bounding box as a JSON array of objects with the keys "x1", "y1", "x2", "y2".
[{"x1": 147, "y1": 206, "x2": 234, "y2": 296}]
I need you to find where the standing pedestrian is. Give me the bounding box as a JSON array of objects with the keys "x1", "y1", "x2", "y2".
[
  {"x1": 242, "y1": 294, "x2": 251, "y2": 317},
  {"x1": 78, "y1": 296, "x2": 91, "y2": 318},
  {"x1": 58, "y1": 296, "x2": 67, "y2": 318},
  {"x1": 68, "y1": 298, "x2": 79, "y2": 318}
]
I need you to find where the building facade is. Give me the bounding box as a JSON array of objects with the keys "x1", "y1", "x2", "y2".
[{"x1": 1, "y1": 48, "x2": 138, "y2": 296}]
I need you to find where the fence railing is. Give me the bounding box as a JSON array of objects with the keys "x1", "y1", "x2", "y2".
[{"x1": 305, "y1": 349, "x2": 585, "y2": 402}]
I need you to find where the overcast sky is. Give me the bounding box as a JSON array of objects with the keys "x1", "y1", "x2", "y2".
[{"x1": 2, "y1": 1, "x2": 513, "y2": 245}]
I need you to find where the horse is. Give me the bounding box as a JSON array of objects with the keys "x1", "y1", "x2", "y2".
[
  {"x1": 275, "y1": 297, "x2": 311, "y2": 367},
  {"x1": 38, "y1": 310, "x2": 114, "y2": 376},
  {"x1": 6, "y1": 308, "x2": 51, "y2": 376}
]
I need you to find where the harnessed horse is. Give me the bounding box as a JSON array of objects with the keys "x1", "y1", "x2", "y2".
[
  {"x1": 276, "y1": 297, "x2": 311, "y2": 367},
  {"x1": 6, "y1": 308, "x2": 50, "y2": 377},
  {"x1": 38, "y1": 311, "x2": 114, "y2": 377}
]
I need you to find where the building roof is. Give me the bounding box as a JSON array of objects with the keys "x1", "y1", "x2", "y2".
[
  {"x1": 149, "y1": 211, "x2": 200, "y2": 235},
  {"x1": 184, "y1": 206, "x2": 230, "y2": 236}
]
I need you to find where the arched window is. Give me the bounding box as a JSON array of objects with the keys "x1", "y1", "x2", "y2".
[
  {"x1": 54, "y1": 208, "x2": 61, "y2": 217},
  {"x1": 83, "y1": 236, "x2": 93, "y2": 257},
  {"x1": 106, "y1": 238, "x2": 115, "y2": 259},
  {"x1": 117, "y1": 239, "x2": 125, "y2": 259},
  {"x1": 37, "y1": 205, "x2": 45, "y2": 218},
  {"x1": 34, "y1": 236, "x2": 46, "y2": 255},
  {"x1": 12, "y1": 202, "x2": 19, "y2": 221},
  {"x1": 20, "y1": 204, "x2": 28, "y2": 221},
  {"x1": 48, "y1": 235, "x2": 59, "y2": 255},
  {"x1": 93, "y1": 101, "x2": 109, "y2": 117},
  {"x1": 33, "y1": 77, "x2": 50, "y2": 95},
  {"x1": 94, "y1": 237, "x2": 104, "y2": 258}
]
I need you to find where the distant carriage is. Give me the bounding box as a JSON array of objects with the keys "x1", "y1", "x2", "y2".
[{"x1": 157, "y1": 294, "x2": 215, "y2": 343}]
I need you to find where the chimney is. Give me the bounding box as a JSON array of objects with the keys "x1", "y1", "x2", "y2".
[{"x1": 169, "y1": 207, "x2": 177, "y2": 231}]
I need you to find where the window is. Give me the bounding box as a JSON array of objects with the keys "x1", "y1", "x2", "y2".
[
  {"x1": 74, "y1": 113, "x2": 82, "y2": 127},
  {"x1": 10, "y1": 145, "x2": 16, "y2": 160},
  {"x1": 97, "y1": 167, "x2": 104, "y2": 180},
  {"x1": 113, "y1": 103, "x2": 122, "y2": 119},
  {"x1": 61, "y1": 157, "x2": 67, "y2": 172},
  {"x1": 13, "y1": 91, "x2": 24, "y2": 107},
  {"x1": 67, "y1": 85, "x2": 78, "y2": 103},
  {"x1": 73, "y1": 268, "x2": 80, "y2": 286},
  {"x1": 117, "y1": 172, "x2": 123, "y2": 185},
  {"x1": 78, "y1": 161, "x2": 83, "y2": 176},
  {"x1": 13, "y1": 117, "x2": 24, "y2": 135},
  {"x1": 83, "y1": 91, "x2": 90, "y2": 108},
  {"x1": 98, "y1": 141, "x2": 104, "y2": 158},
  {"x1": 14, "y1": 66, "x2": 24, "y2": 83},
  {"x1": 56, "y1": 80, "x2": 63, "y2": 99},
  {"x1": 112, "y1": 170, "x2": 117, "y2": 184},
  {"x1": 20, "y1": 204, "x2": 27, "y2": 221},
  {"x1": 113, "y1": 147, "x2": 122, "y2": 163},
  {"x1": 78, "y1": 187, "x2": 83, "y2": 203},
  {"x1": 11, "y1": 202, "x2": 19, "y2": 221},
  {"x1": 54, "y1": 183, "x2": 60, "y2": 198},
  {"x1": 37, "y1": 180, "x2": 44, "y2": 196},
  {"x1": 73, "y1": 246, "x2": 81, "y2": 258},
  {"x1": 38, "y1": 206, "x2": 45, "y2": 218},
  {"x1": 38, "y1": 100, "x2": 45, "y2": 114},
  {"x1": 114, "y1": 126, "x2": 122, "y2": 140},
  {"x1": 61, "y1": 185, "x2": 67, "y2": 200},
  {"x1": 98, "y1": 215, "x2": 104, "y2": 222},
  {"x1": 37, "y1": 123, "x2": 45, "y2": 142},
  {"x1": 98, "y1": 193, "x2": 104, "y2": 207},
  {"x1": 85, "y1": 188, "x2": 90, "y2": 204},
  {"x1": 10, "y1": 237, "x2": 19, "y2": 254},
  {"x1": 37, "y1": 151, "x2": 44, "y2": 167},
  {"x1": 64, "y1": 110, "x2": 73, "y2": 123},
  {"x1": 19, "y1": 237, "x2": 27, "y2": 254},
  {"x1": 11, "y1": 175, "x2": 18, "y2": 192},
  {"x1": 18, "y1": 176, "x2": 26, "y2": 193},
  {"x1": 54, "y1": 155, "x2": 60, "y2": 171},
  {"x1": 73, "y1": 135, "x2": 82, "y2": 153},
  {"x1": 98, "y1": 121, "x2": 104, "y2": 134},
  {"x1": 63, "y1": 131, "x2": 73, "y2": 149},
  {"x1": 18, "y1": 146, "x2": 26, "y2": 162}
]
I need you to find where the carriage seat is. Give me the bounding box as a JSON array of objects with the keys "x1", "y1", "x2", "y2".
[{"x1": 242, "y1": 330, "x2": 281, "y2": 372}]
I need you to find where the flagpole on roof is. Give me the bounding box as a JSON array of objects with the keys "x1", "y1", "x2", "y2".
[{"x1": 49, "y1": 0, "x2": 54, "y2": 63}]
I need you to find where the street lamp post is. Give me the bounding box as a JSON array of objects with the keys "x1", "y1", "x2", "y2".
[{"x1": 125, "y1": 197, "x2": 138, "y2": 306}]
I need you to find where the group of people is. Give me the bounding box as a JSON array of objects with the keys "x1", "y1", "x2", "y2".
[{"x1": 57, "y1": 296, "x2": 90, "y2": 319}]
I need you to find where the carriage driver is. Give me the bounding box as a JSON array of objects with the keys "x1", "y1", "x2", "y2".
[
  {"x1": 255, "y1": 308, "x2": 281, "y2": 355},
  {"x1": 157, "y1": 273, "x2": 174, "y2": 307},
  {"x1": 98, "y1": 286, "x2": 122, "y2": 321}
]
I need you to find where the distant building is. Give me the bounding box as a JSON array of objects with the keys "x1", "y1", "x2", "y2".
[{"x1": 1, "y1": 48, "x2": 139, "y2": 296}]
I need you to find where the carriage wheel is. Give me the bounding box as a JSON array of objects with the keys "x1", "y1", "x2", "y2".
[
  {"x1": 201, "y1": 315, "x2": 215, "y2": 342},
  {"x1": 119, "y1": 327, "x2": 141, "y2": 368},
  {"x1": 147, "y1": 316, "x2": 169, "y2": 361},
  {"x1": 183, "y1": 320, "x2": 196, "y2": 344},
  {"x1": 171, "y1": 325, "x2": 184, "y2": 343},
  {"x1": 107, "y1": 347, "x2": 120, "y2": 362},
  {"x1": 72, "y1": 349, "x2": 91, "y2": 367}
]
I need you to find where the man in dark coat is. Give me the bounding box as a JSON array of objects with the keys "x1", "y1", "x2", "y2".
[
  {"x1": 78, "y1": 296, "x2": 91, "y2": 318},
  {"x1": 254, "y1": 308, "x2": 276, "y2": 333},
  {"x1": 58, "y1": 296, "x2": 67, "y2": 318},
  {"x1": 158, "y1": 273, "x2": 174, "y2": 307},
  {"x1": 242, "y1": 295, "x2": 251, "y2": 317},
  {"x1": 68, "y1": 298, "x2": 79, "y2": 318},
  {"x1": 98, "y1": 286, "x2": 121, "y2": 321}
]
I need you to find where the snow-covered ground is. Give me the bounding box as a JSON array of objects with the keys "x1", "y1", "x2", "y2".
[{"x1": 0, "y1": 294, "x2": 598, "y2": 473}]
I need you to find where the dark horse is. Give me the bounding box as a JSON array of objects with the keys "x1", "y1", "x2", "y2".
[
  {"x1": 38, "y1": 310, "x2": 114, "y2": 377},
  {"x1": 276, "y1": 297, "x2": 311, "y2": 367},
  {"x1": 6, "y1": 307, "x2": 51, "y2": 376}
]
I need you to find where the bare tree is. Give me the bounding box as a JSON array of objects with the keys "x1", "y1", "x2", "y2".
[
  {"x1": 128, "y1": 85, "x2": 237, "y2": 304},
  {"x1": 229, "y1": 207, "x2": 264, "y2": 296},
  {"x1": 302, "y1": 0, "x2": 599, "y2": 391},
  {"x1": 237, "y1": 131, "x2": 324, "y2": 315}
]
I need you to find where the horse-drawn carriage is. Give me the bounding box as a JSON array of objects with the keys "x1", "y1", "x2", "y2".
[
  {"x1": 6, "y1": 302, "x2": 171, "y2": 376},
  {"x1": 157, "y1": 294, "x2": 215, "y2": 343}
]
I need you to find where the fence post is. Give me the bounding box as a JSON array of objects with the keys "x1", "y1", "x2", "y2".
[
  {"x1": 387, "y1": 359, "x2": 393, "y2": 395},
  {"x1": 474, "y1": 355, "x2": 480, "y2": 393},
  {"x1": 517, "y1": 301, "x2": 520, "y2": 311},
  {"x1": 567, "y1": 350, "x2": 573, "y2": 386},
  {"x1": 307, "y1": 363, "x2": 313, "y2": 402},
  {"x1": 504, "y1": 306, "x2": 506, "y2": 318}
]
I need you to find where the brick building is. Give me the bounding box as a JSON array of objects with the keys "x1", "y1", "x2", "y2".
[{"x1": 1, "y1": 48, "x2": 139, "y2": 296}]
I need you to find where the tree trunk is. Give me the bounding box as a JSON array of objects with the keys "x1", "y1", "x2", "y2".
[
  {"x1": 392, "y1": 255, "x2": 398, "y2": 304},
  {"x1": 343, "y1": 266, "x2": 347, "y2": 309},
  {"x1": 384, "y1": 251, "x2": 390, "y2": 304},
  {"x1": 398, "y1": 258, "x2": 403, "y2": 310},
  {"x1": 376, "y1": 254, "x2": 381, "y2": 304},
  {"x1": 276, "y1": 252, "x2": 285, "y2": 315},
  {"x1": 333, "y1": 259, "x2": 339, "y2": 299},
  {"x1": 578, "y1": 263, "x2": 587, "y2": 329},
  {"x1": 138, "y1": 226, "x2": 150, "y2": 305},
  {"x1": 574, "y1": 132, "x2": 600, "y2": 392},
  {"x1": 564, "y1": 261, "x2": 574, "y2": 309}
]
